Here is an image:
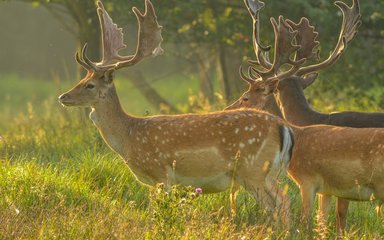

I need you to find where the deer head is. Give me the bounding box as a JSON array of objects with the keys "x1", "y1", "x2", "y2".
[
  {"x1": 59, "y1": 0, "x2": 163, "y2": 108},
  {"x1": 225, "y1": 69, "x2": 279, "y2": 111},
  {"x1": 227, "y1": 0, "x2": 360, "y2": 111}
]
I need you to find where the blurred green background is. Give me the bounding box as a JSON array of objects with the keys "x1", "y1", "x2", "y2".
[{"x1": 1, "y1": 0, "x2": 384, "y2": 118}]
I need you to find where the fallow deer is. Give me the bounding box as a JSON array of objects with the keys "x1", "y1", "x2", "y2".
[
  {"x1": 227, "y1": 0, "x2": 384, "y2": 233},
  {"x1": 58, "y1": 0, "x2": 294, "y2": 224}
]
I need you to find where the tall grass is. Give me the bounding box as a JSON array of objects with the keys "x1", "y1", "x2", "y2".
[{"x1": 1, "y1": 75, "x2": 384, "y2": 239}]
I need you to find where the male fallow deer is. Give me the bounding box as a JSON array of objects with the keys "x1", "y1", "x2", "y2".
[
  {"x1": 229, "y1": 0, "x2": 384, "y2": 128},
  {"x1": 58, "y1": 0, "x2": 294, "y2": 224},
  {"x1": 227, "y1": 0, "x2": 384, "y2": 233}
]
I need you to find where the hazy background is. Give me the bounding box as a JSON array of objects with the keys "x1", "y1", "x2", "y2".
[
  {"x1": 1, "y1": 0, "x2": 384, "y2": 114},
  {"x1": 0, "y1": 2, "x2": 76, "y2": 80}
]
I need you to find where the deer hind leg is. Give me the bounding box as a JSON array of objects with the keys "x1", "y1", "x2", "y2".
[
  {"x1": 264, "y1": 175, "x2": 291, "y2": 226},
  {"x1": 317, "y1": 194, "x2": 332, "y2": 226},
  {"x1": 376, "y1": 203, "x2": 382, "y2": 219},
  {"x1": 263, "y1": 150, "x2": 292, "y2": 226},
  {"x1": 230, "y1": 185, "x2": 239, "y2": 217},
  {"x1": 336, "y1": 198, "x2": 349, "y2": 235},
  {"x1": 242, "y1": 175, "x2": 290, "y2": 227},
  {"x1": 242, "y1": 181, "x2": 276, "y2": 221}
]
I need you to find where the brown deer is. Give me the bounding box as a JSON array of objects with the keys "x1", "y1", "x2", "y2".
[
  {"x1": 227, "y1": 0, "x2": 384, "y2": 233},
  {"x1": 58, "y1": 0, "x2": 294, "y2": 224}
]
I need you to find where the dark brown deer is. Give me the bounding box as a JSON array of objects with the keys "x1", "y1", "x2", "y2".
[
  {"x1": 58, "y1": 0, "x2": 294, "y2": 225},
  {"x1": 227, "y1": 0, "x2": 384, "y2": 233}
]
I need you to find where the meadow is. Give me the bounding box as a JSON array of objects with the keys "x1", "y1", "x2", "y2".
[{"x1": 1, "y1": 74, "x2": 384, "y2": 239}]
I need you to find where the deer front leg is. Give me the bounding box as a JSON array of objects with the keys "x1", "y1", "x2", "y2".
[
  {"x1": 336, "y1": 198, "x2": 349, "y2": 235},
  {"x1": 317, "y1": 194, "x2": 332, "y2": 225}
]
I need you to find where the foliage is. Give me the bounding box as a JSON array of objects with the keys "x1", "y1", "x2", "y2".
[
  {"x1": 7, "y1": 0, "x2": 384, "y2": 104},
  {"x1": 148, "y1": 184, "x2": 201, "y2": 239}
]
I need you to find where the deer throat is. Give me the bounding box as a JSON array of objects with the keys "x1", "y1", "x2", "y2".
[
  {"x1": 89, "y1": 108, "x2": 99, "y2": 126},
  {"x1": 88, "y1": 106, "x2": 131, "y2": 156}
]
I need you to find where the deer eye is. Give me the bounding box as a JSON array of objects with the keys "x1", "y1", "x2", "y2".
[
  {"x1": 243, "y1": 97, "x2": 249, "y2": 102},
  {"x1": 85, "y1": 83, "x2": 95, "y2": 89}
]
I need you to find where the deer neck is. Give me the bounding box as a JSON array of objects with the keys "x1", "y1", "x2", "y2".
[
  {"x1": 89, "y1": 84, "x2": 135, "y2": 155},
  {"x1": 276, "y1": 78, "x2": 328, "y2": 125},
  {"x1": 263, "y1": 95, "x2": 284, "y2": 119}
]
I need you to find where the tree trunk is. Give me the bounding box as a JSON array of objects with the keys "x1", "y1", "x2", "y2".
[
  {"x1": 216, "y1": 45, "x2": 231, "y2": 101},
  {"x1": 194, "y1": 50, "x2": 215, "y2": 103},
  {"x1": 125, "y1": 70, "x2": 179, "y2": 114},
  {"x1": 209, "y1": 0, "x2": 232, "y2": 102}
]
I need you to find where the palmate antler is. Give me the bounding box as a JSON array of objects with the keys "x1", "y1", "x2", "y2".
[
  {"x1": 251, "y1": 16, "x2": 306, "y2": 80},
  {"x1": 286, "y1": 17, "x2": 320, "y2": 62},
  {"x1": 240, "y1": 0, "x2": 361, "y2": 84},
  {"x1": 296, "y1": 0, "x2": 361, "y2": 76},
  {"x1": 241, "y1": 0, "x2": 313, "y2": 84},
  {"x1": 76, "y1": 0, "x2": 163, "y2": 72}
]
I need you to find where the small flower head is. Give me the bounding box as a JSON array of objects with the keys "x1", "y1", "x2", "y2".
[
  {"x1": 172, "y1": 160, "x2": 177, "y2": 171},
  {"x1": 195, "y1": 187, "x2": 203, "y2": 194}
]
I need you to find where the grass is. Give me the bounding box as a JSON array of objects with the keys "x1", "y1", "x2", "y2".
[{"x1": 1, "y1": 74, "x2": 384, "y2": 239}]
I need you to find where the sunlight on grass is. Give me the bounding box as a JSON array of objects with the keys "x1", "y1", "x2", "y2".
[{"x1": 1, "y1": 75, "x2": 384, "y2": 239}]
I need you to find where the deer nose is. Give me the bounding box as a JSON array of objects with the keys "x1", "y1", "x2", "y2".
[{"x1": 58, "y1": 94, "x2": 68, "y2": 102}]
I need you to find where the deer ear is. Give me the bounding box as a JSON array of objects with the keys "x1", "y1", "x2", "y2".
[
  {"x1": 104, "y1": 69, "x2": 115, "y2": 83},
  {"x1": 300, "y1": 73, "x2": 318, "y2": 90}
]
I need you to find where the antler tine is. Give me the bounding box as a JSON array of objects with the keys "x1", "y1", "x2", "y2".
[
  {"x1": 244, "y1": 0, "x2": 272, "y2": 69},
  {"x1": 296, "y1": 0, "x2": 361, "y2": 76},
  {"x1": 286, "y1": 17, "x2": 320, "y2": 61},
  {"x1": 254, "y1": 16, "x2": 306, "y2": 80},
  {"x1": 248, "y1": 66, "x2": 261, "y2": 80},
  {"x1": 75, "y1": 50, "x2": 92, "y2": 71},
  {"x1": 239, "y1": 66, "x2": 256, "y2": 84},
  {"x1": 79, "y1": 43, "x2": 98, "y2": 70}
]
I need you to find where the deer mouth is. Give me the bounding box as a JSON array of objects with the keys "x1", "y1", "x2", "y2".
[
  {"x1": 59, "y1": 101, "x2": 76, "y2": 107},
  {"x1": 59, "y1": 99, "x2": 89, "y2": 107},
  {"x1": 58, "y1": 94, "x2": 80, "y2": 107}
]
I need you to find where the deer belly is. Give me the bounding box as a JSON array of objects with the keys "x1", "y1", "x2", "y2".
[
  {"x1": 171, "y1": 147, "x2": 234, "y2": 193},
  {"x1": 172, "y1": 171, "x2": 232, "y2": 193},
  {"x1": 321, "y1": 184, "x2": 375, "y2": 201}
]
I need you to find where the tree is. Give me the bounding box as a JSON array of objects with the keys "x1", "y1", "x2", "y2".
[{"x1": 9, "y1": 0, "x2": 384, "y2": 107}]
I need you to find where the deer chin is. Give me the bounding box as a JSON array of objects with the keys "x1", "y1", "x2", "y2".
[{"x1": 59, "y1": 100, "x2": 89, "y2": 108}]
